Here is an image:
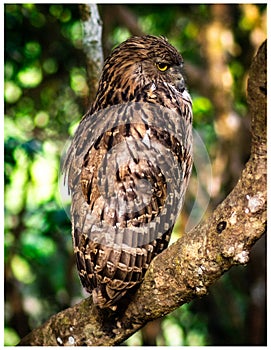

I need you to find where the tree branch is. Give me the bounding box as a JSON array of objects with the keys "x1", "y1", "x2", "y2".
[
  {"x1": 79, "y1": 4, "x2": 103, "y2": 106},
  {"x1": 18, "y1": 40, "x2": 266, "y2": 347}
]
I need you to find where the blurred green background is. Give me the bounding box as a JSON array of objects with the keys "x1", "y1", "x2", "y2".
[{"x1": 4, "y1": 4, "x2": 266, "y2": 346}]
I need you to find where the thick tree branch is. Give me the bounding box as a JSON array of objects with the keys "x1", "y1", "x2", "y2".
[{"x1": 18, "y1": 41, "x2": 266, "y2": 347}]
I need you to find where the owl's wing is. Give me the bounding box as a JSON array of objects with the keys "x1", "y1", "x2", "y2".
[{"x1": 62, "y1": 101, "x2": 192, "y2": 308}]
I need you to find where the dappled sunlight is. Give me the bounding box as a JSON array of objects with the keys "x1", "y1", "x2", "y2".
[{"x1": 4, "y1": 3, "x2": 266, "y2": 346}]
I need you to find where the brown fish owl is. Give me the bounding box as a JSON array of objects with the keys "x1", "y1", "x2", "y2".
[{"x1": 62, "y1": 35, "x2": 193, "y2": 309}]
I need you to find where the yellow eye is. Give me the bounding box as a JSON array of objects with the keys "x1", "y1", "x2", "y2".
[{"x1": 156, "y1": 62, "x2": 169, "y2": 72}]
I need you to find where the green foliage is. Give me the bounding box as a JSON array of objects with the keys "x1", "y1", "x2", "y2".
[
  {"x1": 5, "y1": 3, "x2": 266, "y2": 346},
  {"x1": 4, "y1": 4, "x2": 85, "y2": 345},
  {"x1": 4, "y1": 328, "x2": 20, "y2": 346},
  {"x1": 162, "y1": 304, "x2": 209, "y2": 346}
]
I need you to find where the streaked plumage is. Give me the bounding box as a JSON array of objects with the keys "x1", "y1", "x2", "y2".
[{"x1": 62, "y1": 35, "x2": 193, "y2": 309}]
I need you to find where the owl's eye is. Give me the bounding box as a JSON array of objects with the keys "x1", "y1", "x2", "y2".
[{"x1": 156, "y1": 62, "x2": 169, "y2": 72}]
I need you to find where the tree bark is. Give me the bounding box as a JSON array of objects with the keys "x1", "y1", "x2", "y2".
[
  {"x1": 79, "y1": 4, "x2": 103, "y2": 106},
  {"x1": 18, "y1": 40, "x2": 266, "y2": 346}
]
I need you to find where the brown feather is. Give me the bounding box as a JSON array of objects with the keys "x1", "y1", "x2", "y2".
[{"x1": 62, "y1": 35, "x2": 193, "y2": 309}]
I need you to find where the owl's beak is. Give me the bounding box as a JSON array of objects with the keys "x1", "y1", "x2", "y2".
[{"x1": 176, "y1": 77, "x2": 185, "y2": 92}]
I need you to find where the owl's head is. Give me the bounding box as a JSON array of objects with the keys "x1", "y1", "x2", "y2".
[{"x1": 91, "y1": 35, "x2": 187, "y2": 113}]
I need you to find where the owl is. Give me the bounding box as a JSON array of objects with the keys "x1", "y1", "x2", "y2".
[{"x1": 62, "y1": 35, "x2": 193, "y2": 309}]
